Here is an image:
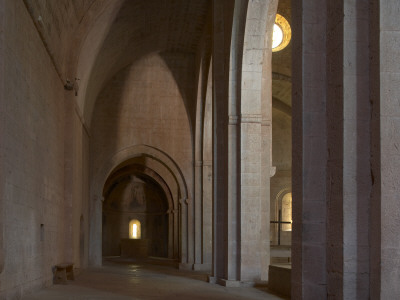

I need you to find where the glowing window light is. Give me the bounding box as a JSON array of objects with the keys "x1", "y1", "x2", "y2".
[
  {"x1": 132, "y1": 224, "x2": 138, "y2": 239},
  {"x1": 282, "y1": 193, "x2": 292, "y2": 232},
  {"x1": 272, "y1": 14, "x2": 291, "y2": 52},
  {"x1": 272, "y1": 24, "x2": 284, "y2": 49},
  {"x1": 129, "y1": 219, "x2": 141, "y2": 239}
]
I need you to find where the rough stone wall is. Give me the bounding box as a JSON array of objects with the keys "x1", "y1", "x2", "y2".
[{"x1": 0, "y1": 1, "x2": 67, "y2": 298}]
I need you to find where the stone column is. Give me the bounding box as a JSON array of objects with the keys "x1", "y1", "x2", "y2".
[
  {"x1": 239, "y1": 114, "x2": 263, "y2": 283},
  {"x1": 202, "y1": 59, "x2": 213, "y2": 270},
  {"x1": 210, "y1": 0, "x2": 233, "y2": 283},
  {"x1": 194, "y1": 160, "x2": 203, "y2": 269},
  {"x1": 167, "y1": 210, "x2": 174, "y2": 259},
  {"x1": 0, "y1": 0, "x2": 4, "y2": 274},
  {"x1": 260, "y1": 117, "x2": 273, "y2": 282},
  {"x1": 193, "y1": 57, "x2": 205, "y2": 269},
  {"x1": 82, "y1": 133, "x2": 89, "y2": 268},
  {"x1": 64, "y1": 92, "x2": 75, "y2": 264},
  {"x1": 173, "y1": 209, "x2": 179, "y2": 259},
  {"x1": 89, "y1": 195, "x2": 102, "y2": 266},
  {"x1": 325, "y1": 1, "x2": 345, "y2": 298},
  {"x1": 259, "y1": 0, "x2": 277, "y2": 282},
  {"x1": 0, "y1": 167, "x2": 3, "y2": 274},
  {"x1": 377, "y1": 0, "x2": 400, "y2": 298},
  {"x1": 369, "y1": 2, "x2": 380, "y2": 298},
  {"x1": 178, "y1": 198, "x2": 191, "y2": 269},
  {"x1": 211, "y1": 0, "x2": 275, "y2": 285},
  {"x1": 64, "y1": 89, "x2": 88, "y2": 268},
  {"x1": 325, "y1": 1, "x2": 372, "y2": 298},
  {"x1": 212, "y1": 0, "x2": 243, "y2": 286},
  {"x1": 202, "y1": 159, "x2": 213, "y2": 268},
  {"x1": 348, "y1": 0, "x2": 371, "y2": 297},
  {"x1": 294, "y1": 0, "x2": 374, "y2": 298},
  {"x1": 292, "y1": 0, "x2": 328, "y2": 298}
]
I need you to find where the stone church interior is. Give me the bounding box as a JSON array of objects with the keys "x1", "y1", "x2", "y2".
[{"x1": 0, "y1": 0, "x2": 399, "y2": 299}]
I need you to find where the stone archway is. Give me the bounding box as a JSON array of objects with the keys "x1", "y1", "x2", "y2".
[
  {"x1": 102, "y1": 171, "x2": 170, "y2": 259},
  {"x1": 102, "y1": 163, "x2": 176, "y2": 259},
  {"x1": 89, "y1": 144, "x2": 189, "y2": 266}
]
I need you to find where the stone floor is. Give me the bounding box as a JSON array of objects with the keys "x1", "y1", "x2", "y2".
[{"x1": 22, "y1": 257, "x2": 286, "y2": 300}]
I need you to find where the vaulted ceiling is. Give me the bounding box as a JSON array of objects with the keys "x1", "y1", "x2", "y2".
[
  {"x1": 23, "y1": 0, "x2": 290, "y2": 123},
  {"x1": 82, "y1": 0, "x2": 211, "y2": 126},
  {"x1": 24, "y1": 0, "x2": 211, "y2": 126}
]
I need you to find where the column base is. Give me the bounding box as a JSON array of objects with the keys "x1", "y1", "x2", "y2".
[
  {"x1": 217, "y1": 279, "x2": 241, "y2": 287},
  {"x1": 208, "y1": 276, "x2": 217, "y2": 284},
  {"x1": 208, "y1": 277, "x2": 267, "y2": 287},
  {"x1": 193, "y1": 263, "x2": 211, "y2": 272}
]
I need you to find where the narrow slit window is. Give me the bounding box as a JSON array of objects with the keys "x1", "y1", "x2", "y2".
[
  {"x1": 129, "y1": 219, "x2": 141, "y2": 239},
  {"x1": 132, "y1": 224, "x2": 138, "y2": 238},
  {"x1": 281, "y1": 193, "x2": 292, "y2": 231}
]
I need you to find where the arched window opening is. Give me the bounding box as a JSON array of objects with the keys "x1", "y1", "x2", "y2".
[
  {"x1": 129, "y1": 219, "x2": 141, "y2": 239},
  {"x1": 272, "y1": 14, "x2": 291, "y2": 52},
  {"x1": 281, "y1": 193, "x2": 292, "y2": 232}
]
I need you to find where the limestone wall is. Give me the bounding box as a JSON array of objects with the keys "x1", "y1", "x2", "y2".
[
  {"x1": 0, "y1": 1, "x2": 67, "y2": 298},
  {"x1": 90, "y1": 53, "x2": 193, "y2": 196}
]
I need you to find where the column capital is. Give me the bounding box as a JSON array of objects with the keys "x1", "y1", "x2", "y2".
[
  {"x1": 228, "y1": 115, "x2": 239, "y2": 125},
  {"x1": 179, "y1": 198, "x2": 190, "y2": 205},
  {"x1": 241, "y1": 114, "x2": 262, "y2": 124},
  {"x1": 261, "y1": 118, "x2": 271, "y2": 126}
]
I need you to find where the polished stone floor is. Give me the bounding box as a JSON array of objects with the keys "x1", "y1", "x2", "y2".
[{"x1": 22, "y1": 257, "x2": 286, "y2": 300}]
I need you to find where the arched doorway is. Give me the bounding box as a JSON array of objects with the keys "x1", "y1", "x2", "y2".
[
  {"x1": 102, "y1": 171, "x2": 169, "y2": 259},
  {"x1": 89, "y1": 144, "x2": 188, "y2": 266}
]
